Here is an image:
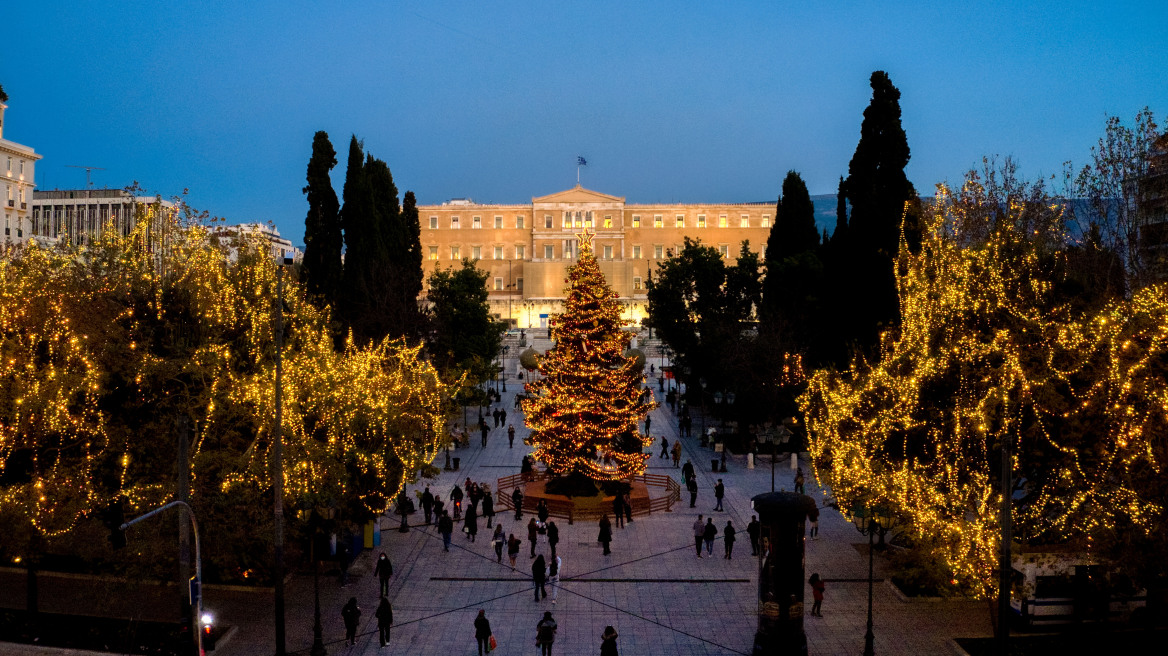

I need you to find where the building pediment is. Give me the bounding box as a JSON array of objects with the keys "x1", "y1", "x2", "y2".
[{"x1": 532, "y1": 185, "x2": 625, "y2": 205}]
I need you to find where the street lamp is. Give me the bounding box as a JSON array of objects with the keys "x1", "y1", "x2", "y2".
[
  {"x1": 309, "y1": 508, "x2": 332, "y2": 656},
  {"x1": 720, "y1": 393, "x2": 735, "y2": 472},
  {"x1": 766, "y1": 426, "x2": 792, "y2": 493},
  {"x1": 843, "y1": 504, "x2": 899, "y2": 656},
  {"x1": 502, "y1": 345, "x2": 510, "y2": 392},
  {"x1": 699, "y1": 377, "x2": 708, "y2": 446}
]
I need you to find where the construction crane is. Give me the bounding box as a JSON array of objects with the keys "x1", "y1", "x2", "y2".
[{"x1": 66, "y1": 165, "x2": 106, "y2": 188}]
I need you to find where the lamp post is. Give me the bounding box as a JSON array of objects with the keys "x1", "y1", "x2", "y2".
[
  {"x1": 502, "y1": 345, "x2": 510, "y2": 392},
  {"x1": 769, "y1": 426, "x2": 792, "y2": 493},
  {"x1": 309, "y1": 509, "x2": 329, "y2": 656},
  {"x1": 699, "y1": 377, "x2": 708, "y2": 446},
  {"x1": 721, "y1": 392, "x2": 735, "y2": 472},
  {"x1": 844, "y1": 504, "x2": 898, "y2": 656}
]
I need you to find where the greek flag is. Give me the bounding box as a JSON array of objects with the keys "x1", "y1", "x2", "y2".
[{"x1": 577, "y1": 156, "x2": 587, "y2": 166}]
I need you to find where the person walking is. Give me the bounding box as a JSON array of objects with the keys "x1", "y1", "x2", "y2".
[
  {"x1": 703, "y1": 517, "x2": 718, "y2": 556},
  {"x1": 527, "y1": 517, "x2": 540, "y2": 557},
  {"x1": 808, "y1": 503, "x2": 819, "y2": 540},
  {"x1": 438, "y1": 511, "x2": 454, "y2": 552},
  {"x1": 508, "y1": 423, "x2": 516, "y2": 448},
  {"x1": 451, "y1": 483, "x2": 464, "y2": 520},
  {"x1": 375, "y1": 596, "x2": 393, "y2": 647},
  {"x1": 622, "y1": 492, "x2": 633, "y2": 524},
  {"x1": 474, "y1": 609, "x2": 493, "y2": 656},
  {"x1": 421, "y1": 486, "x2": 434, "y2": 524},
  {"x1": 492, "y1": 524, "x2": 506, "y2": 562},
  {"x1": 681, "y1": 459, "x2": 695, "y2": 486},
  {"x1": 373, "y1": 552, "x2": 393, "y2": 597},
  {"x1": 507, "y1": 533, "x2": 521, "y2": 569},
  {"x1": 645, "y1": 415, "x2": 653, "y2": 437},
  {"x1": 537, "y1": 499, "x2": 550, "y2": 525},
  {"x1": 713, "y1": 479, "x2": 725, "y2": 511},
  {"x1": 547, "y1": 520, "x2": 560, "y2": 560},
  {"x1": 600, "y1": 625, "x2": 619, "y2": 656},
  {"x1": 536, "y1": 611, "x2": 558, "y2": 656},
  {"x1": 795, "y1": 466, "x2": 805, "y2": 494},
  {"x1": 598, "y1": 514, "x2": 613, "y2": 555},
  {"x1": 464, "y1": 503, "x2": 479, "y2": 542},
  {"x1": 747, "y1": 515, "x2": 761, "y2": 556},
  {"x1": 341, "y1": 597, "x2": 361, "y2": 646},
  {"x1": 687, "y1": 477, "x2": 698, "y2": 508},
  {"x1": 659, "y1": 436, "x2": 668, "y2": 458},
  {"x1": 433, "y1": 494, "x2": 445, "y2": 519},
  {"x1": 809, "y1": 572, "x2": 825, "y2": 617},
  {"x1": 612, "y1": 494, "x2": 624, "y2": 528},
  {"x1": 481, "y1": 421, "x2": 489, "y2": 447},
  {"x1": 482, "y1": 488, "x2": 495, "y2": 528},
  {"x1": 532, "y1": 553, "x2": 548, "y2": 601},
  {"x1": 671, "y1": 441, "x2": 682, "y2": 468},
  {"x1": 501, "y1": 408, "x2": 507, "y2": 426},
  {"x1": 512, "y1": 486, "x2": 524, "y2": 520},
  {"x1": 548, "y1": 554, "x2": 561, "y2": 604},
  {"x1": 692, "y1": 515, "x2": 705, "y2": 558},
  {"x1": 724, "y1": 520, "x2": 736, "y2": 559}
]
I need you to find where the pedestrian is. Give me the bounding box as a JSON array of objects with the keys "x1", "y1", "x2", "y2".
[
  {"x1": 687, "y1": 477, "x2": 698, "y2": 508},
  {"x1": 512, "y1": 486, "x2": 524, "y2": 520},
  {"x1": 714, "y1": 479, "x2": 725, "y2": 512},
  {"x1": 538, "y1": 499, "x2": 550, "y2": 524},
  {"x1": 483, "y1": 488, "x2": 495, "y2": 528},
  {"x1": 438, "y1": 511, "x2": 454, "y2": 552},
  {"x1": 612, "y1": 494, "x2": 625, "y2": 528},
  {"x1": 421, "y1": 486, "x2": 434, "y2": 524},
  {"x1": 808, "y1": 503, "x2": 820, "y2": 540},
  {"x1": 481, "y1": 421, "x2": 489, "y2": 447},
  {"x1": 693, "y1": 514, "x2": 705, "y2": 558},
  {"x1": 433, "y1": 494, "x2": 445, "y2": 519},
  {"x1": 549, "y1": 554, "x2": 561, "y2": 604},
  {"x1": 375, "y1": 596, "x2": 393, "y2": 647},
  {"x1": 451, "y1": 483, "x2": 464, "y2": 520},
  {"x1": 547, "y1": 520, "x2": 559, "y2": 559},
  {"x1": 659, "y1": 436, "x2": 668, "y2": 458},
  {"x1": 747, "y1": 515, "x2": 761, "y2": 555},
  {"x1": 809, "y1": 572, "x2": 825, "y2": 617},
  {"x1": 464, "y1": 503, "x2": 479, "y2": 542},
  {"x1": 521, "y1": 454, "x2": 534, "y2": 481},
  {"x1": 598, "y1": 514, "x2": 613, "y2": 555},
  {"x1": 508, "y1": 423, "x2": 516, "y2": 448},
  {"x1": 532, "y1": 553, "x2": 548, "y2": 601},
  {"x1": 474, "y1": 609, "x2": 493, "y2": 656},
  {"x1": 672, "y1": 441, "x2": 682, "y2": 468},
  {"x1": 622, "y1": 492, "x2": 633, "y2": 524},
  {"x1": 507, "y1": 532, "x2": 521, "y2": 569},
  {"x1": 536, "y1": 611, "x2": 558, "y2": 656},
  {"x1": 795, "y1": 466, "x2": 805, "y2": 494},
  {"x1": 338, "y1": 539, "x2": 353, "y2": 586},
  {"x1": 341, "y1": 597, "x2": 361, "y2": 646},
  {"x1": 501, "y1": 408, "x2": 507, "y2": 425},
  {"x1": 703, "y1": 517, "x2": 717, "y2": 556},
  {"x1": 600, "y1": 625, "x2": 619, "y2": 656},
  {"x1": 528, "y1": 517, "x2": 539, "y2": 557},
  {"x1": 681, "y1": 459, "x2": 695, "y2": 485},
  {"x1": 724, "y1": 520, "x2": 736, "y2": 559},
  {"x1": 646, "y1": 415, "x2": 653, "y2": 437},
  {"x1": 373, "y1": 551, "x2": 393, "y2": 597},
  {"x1": 493, "y1": 524, "x2": 506, "y2": 562}
]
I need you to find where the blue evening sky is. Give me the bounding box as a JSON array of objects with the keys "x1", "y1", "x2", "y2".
[{"x1": 3, "y1": 1, "x2": 1165, "y2": 246}]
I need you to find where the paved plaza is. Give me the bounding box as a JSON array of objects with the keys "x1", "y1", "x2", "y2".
[{"x1": 1, "y1": 340, "x2": 994, "y2": 656}]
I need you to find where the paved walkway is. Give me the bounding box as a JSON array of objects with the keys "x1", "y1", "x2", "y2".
[{"x1": 2, "y1": 337, "x2": 993, "y2": 655}]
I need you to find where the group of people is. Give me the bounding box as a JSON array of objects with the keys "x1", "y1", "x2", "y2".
[
  {"x1": 417, "y1": 479, "x2": 501, "y2": 551},
  {"x1": 690, "y1": 514, "x2": 740, "y2": 558},
  {"x1": 338, "y1": 551, "x2": 397, "y2": 648}
]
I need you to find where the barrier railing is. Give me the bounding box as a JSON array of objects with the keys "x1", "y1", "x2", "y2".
[{"x1": 496, "y1": 470, "x2": 680, "y2": 525}]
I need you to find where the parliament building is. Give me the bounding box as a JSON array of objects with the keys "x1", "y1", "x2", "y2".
[{"x1": 419, "y1": 185, "x2": 774, "y2": 329}]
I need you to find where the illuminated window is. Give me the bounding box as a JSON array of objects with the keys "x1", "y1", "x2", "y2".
[
  {"x1": 472, "y1": 246, "x2": 481, "y2": 260},
  {"x1": 653, "y1": 214, "x2": 663, "y2": 228},
  {"x1": 761, "y1": 214, "x2": 771, "y2": 228},
  {"x1": 632, "y1": 215, "x2": 641, "y2": 227},
  {"x1": 719, "y1": 244, "x2": 729, "y2": 258},
  {"x1": 676, "y1": 214, "x2": 685, "y2": 228},
  {"x1": 428, "y1": 246, "x2": 438, "y2": 260},
  {"x1": 429, "y1": 216, "x2": 438, "y2": 229},
  {"x1": 585, "y1": 211, "x2": 593, "y2": 228},
  {"x1": 740, "y1": 215, "x2": 750, "y2": 228},
  {"x1": 517, "y1": 216, "x2": 525, "y2": 229},
  {"x1": 697, "y1": 214, "x2": 706, "y2": 227},
  {"x1": 563, "y1": 212, "x2": 571, "y2": 228},
  {"x1": 632, "y1": 245, "x2": 642, "y2": 259},
  {"x1": 451, "y1": 217, "x2": 460, "y2": 229},
  {"x1": 633, "y1": 276, "x2": 642, "y2": 290},
  {"x1": 494, "y1": 277, "x2": 503, "y2": 291},
  {"x1": 718, "y1": 215, "x2": 728, "y2": 228},
  {"x1": 451, "y1": 246, "x2": 461, "y2": 259},
  {"x1": 604, "y1": 215, "x2": 612, "y2": 228},
  {"x1": 494, "y1": 246, "x2": 503, "y2": 259},
  {"x1": 654, "y1": 245, "x2": 663, "y2": 259},
  {"x1": 473, "y1": 216, "x2": 482, "y2": 229},
  {"x1": 603, "y1": 245, "x2": 612, "y2": 259},
  {"x1": 494, "y1": 216, "x2": 503, "y2": 229},
  {"x1": 515, "y1": 245, "x2": 525, "y2": 259},
  {"x1": 544, "y1": 244, "x2": 554, "y2": 259}
]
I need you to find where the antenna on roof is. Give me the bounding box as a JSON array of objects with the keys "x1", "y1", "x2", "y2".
[{"x1": 66, "y1": 165, "x2": 106, "y2": 188}]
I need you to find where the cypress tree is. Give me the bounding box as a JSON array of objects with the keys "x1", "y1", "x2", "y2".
[
  {"x1": 340, "y1": 136, "x2": 381, "y2": 333},
  {"x1": 398, "y1": 190, "x2": 424, "y2": 317},
  {"x1": 766, "y1": 170, "x2": 820, "y2": 263},
  {"x1": 833, "y1": 176, "x2": 848, "y2": 244},
  {"x1": 301, "y1": 131, "x2": 343, "y2": 309}
]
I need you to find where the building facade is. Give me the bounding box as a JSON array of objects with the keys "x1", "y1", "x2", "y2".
[
  {"x1": 211, "y1": 222, "x2": 304, "y2": 263},
  {"x1": 419, "y1": 185, "x2": 774, "y2": 328},
  {"x1": 0, "y1": 99, "x2": 43, "y2": 245},
  {"x1": 28, "y1": 188, "x2": 175, "y2": 247}
]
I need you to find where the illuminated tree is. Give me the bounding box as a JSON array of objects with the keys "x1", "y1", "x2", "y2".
[
  {"x1": 522, "y1": 234, "x2": 655, "y2": 480},
  {"x1": 802, "y1": 171, "x2": 1168, "y2": 598}
]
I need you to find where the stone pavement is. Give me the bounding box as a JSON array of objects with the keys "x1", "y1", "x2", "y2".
[{"x1": 192, "y1": 339, "x2": 992, "y2": 655}]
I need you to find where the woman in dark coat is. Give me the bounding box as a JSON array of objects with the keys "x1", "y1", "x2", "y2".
[
  {"x1": 375, "y1": 596, "x2": 393, "y2": 647},
  {"x1": 537, "y1": 499, "x2": 550, "y2": 524},
  {"x1": 600, "y1": 625, "x2": 619, "y2": 656},
  {"x1": 532, "y1": 553, "x2": 548, "y2": 601},
  {"x1": 474, "y1": 609, "x2": 492, "y2": 656},
  {"x1": 341, "y1": 597, "x2": 361, "y2": 646},
  {"x1": 528, "y1": 517, "x2": 539, "y2": 557},
  {"x1": 598, "y1": 514, "x2": 613, "y2": 555},
  {"x1": 482, "y1": 489, "x2": 495, "y2": 528},
  {"x1": 464, "y1": 503, "x2": 479, "y2": 542}
]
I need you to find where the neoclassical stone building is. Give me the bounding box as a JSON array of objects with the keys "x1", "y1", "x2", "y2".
[{"x1": 419, "y1": 185, "x2": 774, "y2": 328}]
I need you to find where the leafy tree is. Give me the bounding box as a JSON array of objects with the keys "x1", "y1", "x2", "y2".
[
  {"x1": 301, "y1": 131, "x2": 343, "y2": 309},
  {"x1": 521, "y1": 236, "x2": 655, "y2": 480},
  {"x1": 426, "y1": 259, "x2": 503, "y2": 384},
  {"x1": 0, "y1": 84, "x2": 8, "y2": 102}
]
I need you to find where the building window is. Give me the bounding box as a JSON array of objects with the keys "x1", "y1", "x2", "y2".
[
  {"x1": 515, "y1": 245, "x2": 525, "y2": 259},
  {"x1": 719, "y1": 244, "x2": 730, "y2": 258},
  {"x1": 429, "y1": 216, "x2": 438, "y2": 229},
  {"x1": 604, "y1": 215, "x2": 612, "y2": 228},
  {"x1": 653, "y1": 214, "x2": 663, "y2": 228},
  {"x1": 762, "y1": 215, "x2": 771, "y2": 228},
  {"x1": 654, "y1": 245, "x2": 663, "y2": 259},
  {"x1": 718, "y1": 215, "x2": 728, "y2": 228},
  {"x1": 545, "y1": 215, "x2": 553, "y2": 228},
  {"x1": 451, "y1": 217, "x2": 460, "y2": 229},
  {"x1": 585, "y1": 211, "x2": 593, "y2": 228},
  {"x1": 451, "y1": 246, "x2": 461, "y2": 260},
  {"x1": 494, "y1": 277, "x2": 503, "y2": 291},
  {"x1": 697, "y1": 214, "x2": 707, "y2": 227},
  {"x1": 517, "y1": 277, "x2": 524, "y2": 291},
  {"x1": 19, "y1": 161, "x2": 24, "y2": 176},
  {"x1": 494, "y1": 245, "x2": 504, "y2": 259},
  {"x1": 603, "y1": 245, "x2": 612, "y2": 259},
  {"x1": 632, "y1": 215, "x2": 641, "y2": 228},
  {"x1": 740, "y1": 215, "x2": 750, "y2": 227},
  {"x1": 676, "y1": 214, "x2": 685, "y2": 228},
  {"x1": 428, "y1": 246, "x2": 438, "y2": 260},
  {"x1": 562, "y1": 212, "x2": 571, "y2": 228},
  {"x1": 544, "y1": 244, "x2": 554, "y2": 259},
  {"x1": 495, "y1": 216, "x2": 503, "y2": 229},
  {"x1": 632, "y1": 245, "x2": 642, "y2": 259},
  {"x1": 633, "y1": 276, "x2": 642, "y2": 290},
  {"x1": 472, "y1": 246, "x2": 481, "y2": 260},
  {"x1": 517, "y1": 216, "x2": 525, "y2": 228},
  {"x1": 473, "y1": 216, "x2": 482, "y2": 229}
]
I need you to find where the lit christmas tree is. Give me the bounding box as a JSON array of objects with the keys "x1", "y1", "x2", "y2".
[{"x1": 522, "y1": 232, "x2": 656, "y2": 481}]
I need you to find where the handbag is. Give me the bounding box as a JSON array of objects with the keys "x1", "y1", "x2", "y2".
[{"x1": 488, "y1": 635, "x2": 497, "y2": 652}]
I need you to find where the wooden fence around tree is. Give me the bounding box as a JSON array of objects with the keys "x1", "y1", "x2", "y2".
[{"x1": 495, "y1": 471, "x2": 681, "y2": 525}]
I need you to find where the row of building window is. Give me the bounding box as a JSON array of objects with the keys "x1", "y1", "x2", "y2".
[
  {"x1": 483, "y1": 276, "x2": 649, "y2": 294},
  {"x1": 427, "y1": 242, "x2": 735, "y2": 261},
  {"x1": 426, "y1": 213, "x2": 771, "y2": 230},
  {"x1": 4, "y1": 157, "x2": 27, "y2": 177}
]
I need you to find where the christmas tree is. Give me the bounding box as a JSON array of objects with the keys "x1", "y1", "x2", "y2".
[{"x1": 522, "y1": 232, "x2": 656, "y2": 481}]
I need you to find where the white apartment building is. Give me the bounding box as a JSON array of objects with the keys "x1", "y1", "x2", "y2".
[
  {"x1": 211, "y1": 222, "x2": 303, "y2": 263},
  {"x1": 0, "y1": 99, "x2": 43, "y2": 245}
]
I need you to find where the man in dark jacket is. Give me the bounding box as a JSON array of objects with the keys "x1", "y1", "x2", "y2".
[
  {"x1": 421, "y1": 486, "x2": 434, "y2": 524},
  {"x1": 703, "y1": 517, "x2": 718, "y2": 556},
  {"x1": 375, "y1": 596, "x2": 393, "y2": 647},
  {"x1": 681, "y1": 459, "x2": 695, "y2": 486},
  {"x1": 438, "y1": 511, "x2": 454, "y2": 552},
  {"x1": 451, "y1": 484, "x2": 464, "y2": 520},
  {"x1": 687, "y1": 477, "x2": 698, "y2": 508},
  {"x1": 532, "y1": 554, "x2": 548, "y2": 601},
  {"x1": 373, "y1": 552, "x2": 393, "y2": 596},
  {"x1": 341, "y1": 597, "x2": 361, "y2": 646},
  {"x1": 723, "y1": 520, "x2": 736, "y2": 559},
  {"x1": 547, "y1": 520, "x2": 560, "y2": 559},
  {"x1": 714, "y1": 479, "x2": 725, "y2": 512},
  {"x1": 474, "y1": 610, "x2": 492, "y2": 656},
  {"x1": 512, "y1": 486, "x2": 524, "y2": 520},
  {"x1": 747, "y1": 515, "x2": 761, "y2": 555}
]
